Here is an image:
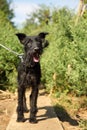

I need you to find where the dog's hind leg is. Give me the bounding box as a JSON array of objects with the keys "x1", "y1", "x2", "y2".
[
  {"x1": 17, "y1": 86, "x2": 25, "y2": 122},
  {"x1": 29, "y1": 87, "x2": 38, "y2": 123}
]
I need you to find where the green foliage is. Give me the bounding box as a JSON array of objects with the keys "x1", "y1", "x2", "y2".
[
  {"x1": 0, "y1": 11, "x2": 22, "y2": 90},
  {"x1": 0, "y1": 0, "x2": 14, "y2": 20},
  {"x1": 40, "y1": 8, "x2": 87, "y2": 96},
  {"x1": 79, "y1": 119, "x2": 87, "y2": 130},
  {"x1": 84, "y1": 0, "x2": 87, "y2": 4}
]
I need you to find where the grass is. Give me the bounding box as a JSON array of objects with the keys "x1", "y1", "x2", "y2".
[{"x1": 79, "y1": 119, "x2": 87, "y2": 130}]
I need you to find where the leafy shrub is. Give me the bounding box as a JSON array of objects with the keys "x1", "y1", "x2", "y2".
[
  {"x1": 0, "y1": 11, "x2": 22, "y2": 90},
  {"x1": 41, "y1": 8, "x2": 87, "y2": 96}
]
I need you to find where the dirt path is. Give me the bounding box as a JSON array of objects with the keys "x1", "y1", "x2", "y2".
[
  {"x1": 0, "y1": 91, "x2": 16, "y2": 130},
  {"x1": 6, "y1": 90, "x2": 63, "y2": 130}
]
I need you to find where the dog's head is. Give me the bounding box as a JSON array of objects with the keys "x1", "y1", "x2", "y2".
[{"x1": 16, "y1": 32, "x2": 49, "y2": 64}]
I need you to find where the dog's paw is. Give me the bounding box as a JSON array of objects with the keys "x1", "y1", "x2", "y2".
[
  {"x1": 17, "y1": 117, "x2": 25, "y2": 122},
  {"x1": 29, "y1": 118, "x2": 37, "y2": 124}
]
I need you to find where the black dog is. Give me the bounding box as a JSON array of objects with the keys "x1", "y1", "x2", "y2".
[{"x1": 16, "y1": 32, "x2": 49, "y2": 123}]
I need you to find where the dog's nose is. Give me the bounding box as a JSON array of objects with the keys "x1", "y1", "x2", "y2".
[{"x1": 34, "y1": 47, "x2": 39, "y2": 51}]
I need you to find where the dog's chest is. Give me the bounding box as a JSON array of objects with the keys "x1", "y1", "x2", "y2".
[{"x1": 24, "y1": 65, "x2": 41, "y2": 85}]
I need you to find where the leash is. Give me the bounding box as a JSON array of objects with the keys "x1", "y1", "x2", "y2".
[{"x1": 0, "y1": 43, "x2": 24, "y2": 62}]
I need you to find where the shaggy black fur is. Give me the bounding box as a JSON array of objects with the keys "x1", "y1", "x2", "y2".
[{"x1": 16, "y1": 32, "x2": 49, "y2": 123}]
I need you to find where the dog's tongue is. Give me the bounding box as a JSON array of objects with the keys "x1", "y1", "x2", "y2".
[
  {"x1": 33, "y1": 55, "x2": 39, "y2": 62},
  {"x1": 33, "y1": 53, "x2": 40, "y2": 62}
]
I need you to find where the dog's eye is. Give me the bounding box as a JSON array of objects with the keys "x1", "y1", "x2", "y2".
[
  {"x1": 27, "y1": 43, "x2": 31, "y2": 47},
  {"x1": 38, "y1": 42, "x2": 42, "y2": 47},
  {"x1": 27, "y1": 39, "x2": 32, "y2": 47},
  {"x1": 29, "y1": 39, "x2": 32, "y2": 43},
  {"x1": 36, "y1": 37, "x2": 42, "y2": 42}
]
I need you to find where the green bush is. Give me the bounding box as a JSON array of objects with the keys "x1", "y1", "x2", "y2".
[
  {"x1": 0, "y1": 11, "x2": 22, "y2": 91},
  {"x1": 41, "y1": 8, "x2": 87, "y2": 96}
]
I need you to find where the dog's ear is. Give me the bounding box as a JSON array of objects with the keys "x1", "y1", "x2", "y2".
[
  {"x1": 16, "y1": 33, "x2": 26, "y2": 44},
  {"x1": 38, "y1": 32, "x2": 49, "y2": 39},
  {"x1": 42, "y1": 40, "x2": 49, "y2": 48},
  {"x1": 38, "y1": 32, "x2": 49, "y2": 48}
]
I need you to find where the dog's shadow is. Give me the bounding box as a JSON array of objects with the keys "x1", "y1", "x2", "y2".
[
  {"x1": 24, "y1": 105, "x2": 78, "y2": 126},
  {"x1": 24, "y1": 106, "x2": 55, "y2": 122},
  {"x1": 36, "y1": 106, "x2": 57, "y2": 122}
]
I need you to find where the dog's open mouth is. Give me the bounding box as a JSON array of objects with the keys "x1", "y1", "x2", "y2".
[{"x1": 33, "y1": 53, "x2": 40, "y2": 62}]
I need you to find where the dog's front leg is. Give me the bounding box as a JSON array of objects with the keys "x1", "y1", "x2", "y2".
[
  {"x1": 29, "y1": 86, "x2": 38, "y2": 123},
  {"x1": 23, "y1": 91, "x2": 29, "y2": 113},
  {"x1": 17, "y1": 86, "x2": 25, "y2": 122}
]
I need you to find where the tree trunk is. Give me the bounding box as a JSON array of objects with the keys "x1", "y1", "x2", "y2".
[{"x1": 75, "y1": 0, "x2": 84, "y2": 25}]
